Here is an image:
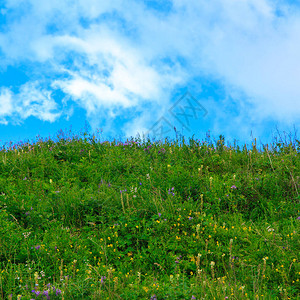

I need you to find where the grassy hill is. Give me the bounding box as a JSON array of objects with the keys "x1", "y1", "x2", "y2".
[{"x1": 0, "y1": 130, "x2": 299, "y2": 299}]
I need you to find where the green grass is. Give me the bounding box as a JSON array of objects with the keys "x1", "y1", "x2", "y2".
[{"x1": 0, "y1": 130, "x2": 299, "y2": 299}]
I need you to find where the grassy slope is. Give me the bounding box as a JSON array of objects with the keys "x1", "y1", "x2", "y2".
[{"x1": 0, "y1": 132, "x2": 299, "y2": 299}]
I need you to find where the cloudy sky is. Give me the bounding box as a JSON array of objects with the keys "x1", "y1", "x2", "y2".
[{"x1": 0, "y1": 0, "x2": 300, "y2": 148}]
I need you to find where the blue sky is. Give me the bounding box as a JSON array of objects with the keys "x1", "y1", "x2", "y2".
[{"x1": 0, "y1": 0, "x2": 300, "y2": 149}]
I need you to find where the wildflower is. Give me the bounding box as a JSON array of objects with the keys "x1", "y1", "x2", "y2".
[
  {"x1": 150, "y1": 295, "x2": 157, "y2": 300},
  {"x1": 23, "y1": 232, "x2": 31, "y2": 239},
  {"x1": 35, "y1": 245, "x2": 41, "y2": 250},
  {"x1": 231, "y1": 185, "x2": 237, "y2": 189},
  {"x1": 100, "y1": 276, "x2": 106, "y2": 284},
  {"x1": 55, "y1": 289, "x2": 62, "y2": 296},
  {"x1": 31, "y1": 290, "x2": 40, "y2": 296},
  {"x1": 297, "y1": 216, "x2": 300, "y2": 220},
  {"x1": 158, "y1": 213, "x2": 161, "y2": 217},
  {"x1": 43, "y1": 290, "x2": 50, "y2": 300}
]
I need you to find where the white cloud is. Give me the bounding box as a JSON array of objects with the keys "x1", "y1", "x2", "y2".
[
  {"x1": 0, "y1": 87, "x2": 13, "y2": 124},
  {"x1": 17, "y1": 82, "x2": 61, "y2": 122},
  {"x1": 0, "y1": 83, "x2": 61, "y2": 124}
]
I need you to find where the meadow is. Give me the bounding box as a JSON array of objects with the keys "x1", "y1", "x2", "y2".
[{"x1": 0, "y1": 129, "x2": 299, "y2": 299}]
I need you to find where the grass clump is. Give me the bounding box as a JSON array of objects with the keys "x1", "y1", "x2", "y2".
[{"x1": 0, "y1": 129, "x2": 299, "y2": 299}]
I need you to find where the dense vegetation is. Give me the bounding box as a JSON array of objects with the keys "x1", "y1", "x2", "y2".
[{"x1": 0, "y1": 129, "x2": 299, "y2": 299}]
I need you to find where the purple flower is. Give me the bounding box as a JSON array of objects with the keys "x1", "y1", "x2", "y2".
[
  {"x1": 43, "y1": 290, "x2": 50, "y2": 300},
  {"x1": 25, "y1": 212, "x2": 30, "y2": 216},
  {"x1": 191, "y1": 296, "x2": 196, "y2": 300},
  {"x1": 231, "y1": 185, "x2": 237, "y2": 189},
  {"x1": 56, "y1": 289, "x2": 62, "y2": 296},
  {"x1": 297, "y1": 216, "x2": 300, "y2": 220},
  {"x1": 158, "y1": 213, "x2": 161, "y2": 217},
  {"x1": 150, "y1": 295, "x2": 157, "y2": 300},
  {"x1": 35, "y1": 245, "x2": 41, "y2": 250},
  {"x1": 101, "y1": 276, "x2": 106, "y2": 284},
  {"x1": 189, "y1": 217, "x2": 193, "y2": 220},
  {"x1": 31, "y1": 290, "x2": 40, "y2": 296}
]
